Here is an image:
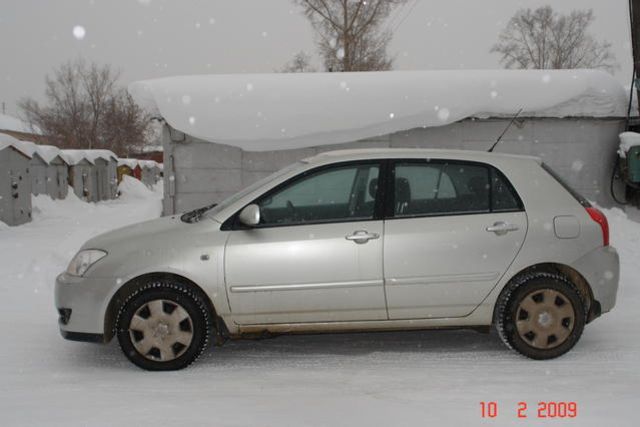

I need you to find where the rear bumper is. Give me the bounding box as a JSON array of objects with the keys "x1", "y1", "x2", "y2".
[{"x1": 572, "y1": 246, "x2": 619, "y2": 315}]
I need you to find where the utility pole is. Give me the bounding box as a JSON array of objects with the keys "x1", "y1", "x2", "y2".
[
  {"x1": 1, "y1": 102, "x2": 5, "y2": 115},
  {"x1": 631, "y1": 0, "x2": 640, "y2": 112}
]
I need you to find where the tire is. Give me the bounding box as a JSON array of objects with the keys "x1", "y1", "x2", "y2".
[
  {"x1": 116, "y1": 279, "x2": 214, "y2": 371},
  {"x1": 495, "y1": 272, "x2": 586, "y2": 360}
]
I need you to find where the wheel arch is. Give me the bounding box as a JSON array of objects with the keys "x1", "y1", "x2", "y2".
[
  {"x1": 495, "y1": 262, "x2": 597, "y2": 323},
  {"x1": 103, "y1": 272, "x2": 227, "y2": 343}
]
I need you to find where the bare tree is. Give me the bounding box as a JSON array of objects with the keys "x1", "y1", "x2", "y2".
[
  {"x1": 294, "y1": 0, "x2": 407, "y2": 72},
  {"x1": 20, "y1": 58, "x2": 150, "y2": 156},
  {"x1": 281, "y1": 51, "x2": 317, "y2": 73},
  {"x1": 491, "y1": 6, "x2": 617, "y2": 72}
]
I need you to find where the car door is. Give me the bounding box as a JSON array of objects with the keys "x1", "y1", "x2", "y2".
[
  {"x1": 383, "y1": 159, "x2": 527, "y2": 319},
  {"x1": 224, "y1": 161, "x2": 387, "y2": 325}
]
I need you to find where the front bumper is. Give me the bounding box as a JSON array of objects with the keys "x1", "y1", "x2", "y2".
[
  {"x1": 54, "y1": 272, "x2": 115, "y2": 343},
  {"x1": 572, "y1": 245, "x2": 620, "y2": 315}
]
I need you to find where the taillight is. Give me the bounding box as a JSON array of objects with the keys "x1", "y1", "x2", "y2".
[{"x1": 585, "y1": 207, "x2": 609, "y2": 246}]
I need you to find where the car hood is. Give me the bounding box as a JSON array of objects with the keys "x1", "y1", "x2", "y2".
[{"x1": 80, "y1": 215, "x2": 204, "y2": 252}]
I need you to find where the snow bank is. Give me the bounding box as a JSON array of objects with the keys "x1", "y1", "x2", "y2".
[
  {"x1": 129, "y1": 69, "x2": 627, "y2": 151},
  {"x1": 619, "y1": 132, "x2": 640, "y2": 159},
  {"x1": 118, "y1": 175, "x2": 156, "y2": 200}
]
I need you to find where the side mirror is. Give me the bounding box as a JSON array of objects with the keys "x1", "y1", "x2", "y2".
[{"x1": 239, "y1": 204, "x2": 260, "y2": 227}]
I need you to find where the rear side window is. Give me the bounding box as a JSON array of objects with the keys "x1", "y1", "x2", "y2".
[
  {"x1": 541, "y1": 163, "x2": 591, "y2": 207},
  {"x1": 491, "y1": 168, "x2": 521, "y2": 212},
  {"x1": 392, "y1": 160, "x2": 522, "y2": 218}
]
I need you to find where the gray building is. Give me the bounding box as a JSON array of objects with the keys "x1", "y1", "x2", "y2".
[
  {"x1": 89, "y1": 151, "x2": 118, "y2": 201},
  {"x1": 129, "y1": 69, "x2": 630, "y2": 215},
  {"x1": 62, "y1": 150, "x2": 118, "y2": 202},
  {"x1": 10, "y1": 140, "x2": 49, "y2": 197},
  {"x1": 63, "y1": 150, "x2": 97, "y2": 202},
  {"x1": 38, "y1": 146, "x2": 69, "y2": 200},
  {"x1": 139, "y1": 160, "x2": 161, "y2": 188},
  {"x1": 0, "y1": 135, "x2": 32, "y2": 226}
]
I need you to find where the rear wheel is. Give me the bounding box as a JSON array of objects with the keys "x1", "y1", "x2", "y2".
[
  {"x1": 116, "y1": 280, "x2": 214, "y2": 370},
  {"x1": 495, "y1": 272, "x2": 586, "y2": 360}
]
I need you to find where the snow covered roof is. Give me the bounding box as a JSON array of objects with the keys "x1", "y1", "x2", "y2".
[
  {"x1": 129, "y1": 69, "x2": 628, "y2": 152},
  {"x1": 61, "y1": 149, "x2": 117, "y2": 165},
  {"x1": 86, "y1": 149, "x2": 118, "y2": 163},
  {"x1": 36, "y1": 145, "x2": 67, "y2": 165},
  {"x1": 138, "y1": 159, "x2": 159, "y2": 169},
  {"x1": 118, "y1": 158, "x2": 139, "y2": 169},
  {"x1": 0, "y1": 113, "x2": 42, "y2": 135},
  {"x1": 0, "y1": 133, "x2": 33, "y2": 158},
  {"x1": 10, "y1": 139, "x2": 40, "y2": 159}
]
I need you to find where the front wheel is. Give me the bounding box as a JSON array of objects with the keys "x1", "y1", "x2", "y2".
[
  {"x1": 116, "y1": 280, "x2": 214, "y2": 370},
  {"x1": 495, "y1": 272, "x2": 586, "y2": 360}
]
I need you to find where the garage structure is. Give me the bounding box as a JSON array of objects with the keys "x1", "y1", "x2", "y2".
[
  {"x1": 63, "y1": 150, "x2": 96, "y2": 201},
  {"x1": 0, "y1": 134, "x2": 33, "y2": 226},
  {"x1": 10, "y1": 140, "x2": 49, "y2": 197},
  {"x1": 117, "y1": 158, "x2": 138, "y2": 183},
  {"x1": 37, "y1": 145, "x2": 69, "y2": 200},
  {"x1": 85, "y1": 150, "x2": 118, "y2": 201},
  {"x1": 63, "y1": 150, "x2": 118, "y2": 202},
  {"x1": 139, "y1": 160, "x2": 161, "y2": 187},
  {"x1": 129, "y1": 69, "x2": 630, "y2": 215}
]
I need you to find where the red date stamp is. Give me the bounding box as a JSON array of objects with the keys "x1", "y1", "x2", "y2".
[{"x1": 480, "y1": 401, "x2": 578, "y2": 419}]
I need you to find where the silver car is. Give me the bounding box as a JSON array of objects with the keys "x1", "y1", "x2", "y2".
[{"x1": 55, "y1": 149, "x2": 619, "y2": 370}]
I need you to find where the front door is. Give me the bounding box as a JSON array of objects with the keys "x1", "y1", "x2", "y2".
[
  {"x1": 225, "y1": 161, "x2": 387, "y2": 325},
  {"x1": 383, "y1": 159, "x2": 527, "y2": 319}
]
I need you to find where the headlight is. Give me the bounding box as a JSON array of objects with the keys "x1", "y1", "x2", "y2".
[{"x1": 66, "y1": 249, "x2": 107, "y2": 277}]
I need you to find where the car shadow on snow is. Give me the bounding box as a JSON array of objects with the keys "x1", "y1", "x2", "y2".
[
  {"x1": 60, "y1": 329, "x2": 512, "y2": 372},
  {"x1": 198, "y1": 328, "x2": 511, "y2": 368}
]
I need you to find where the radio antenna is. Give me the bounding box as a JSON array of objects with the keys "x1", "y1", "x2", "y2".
[{"x1": 488, "y1": 108, "x2": 523, "y2": 153}]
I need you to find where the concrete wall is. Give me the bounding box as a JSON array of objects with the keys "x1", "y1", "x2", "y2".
[
  {"x1": 0, "y1": 147, "x2": 32, "y2": 225},
  {"x1": 161, "y1": 117, "x2": 626, "y2": 216}
]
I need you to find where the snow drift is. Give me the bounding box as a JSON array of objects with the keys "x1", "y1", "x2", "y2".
[{"x1": 129, "y1": 69, "x2": 627, "y2": 151}]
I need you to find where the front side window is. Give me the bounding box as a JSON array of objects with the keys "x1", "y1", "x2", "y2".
[
  {"x1": 257, "y1": 163, "x2": 380, "y2": 226},
  {"x1": 393, "y1": 161, "x2": 518, "y2": 217}
]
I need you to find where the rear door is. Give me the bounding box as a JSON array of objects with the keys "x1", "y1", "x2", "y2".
[{"x1": 383, "y1": 159, "x2": 527, "y2": 319}]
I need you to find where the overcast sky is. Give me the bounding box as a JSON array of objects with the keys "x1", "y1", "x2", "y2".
[{"x1": 0, "y1": 0, "x2": 633, "y2": 117}]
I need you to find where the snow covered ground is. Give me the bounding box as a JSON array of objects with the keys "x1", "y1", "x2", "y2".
[{"x1": 0, "y1": 179, "x2": 638, "y2": 426}]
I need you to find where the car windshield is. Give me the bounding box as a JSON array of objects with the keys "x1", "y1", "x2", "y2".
[{"x1": 206, "y1": 161, "x2": 307, "y2": 218}]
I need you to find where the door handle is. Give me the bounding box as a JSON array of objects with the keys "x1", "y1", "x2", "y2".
[
  {"x1": 345, "y1": 230, "x2": 380, "y2": 244},
  {"x1": 486, "y1": 221, "x2": 519, "y2": 235}
]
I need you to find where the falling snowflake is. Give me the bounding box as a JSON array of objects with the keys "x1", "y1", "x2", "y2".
[
  {"x1": 437, "y1": 107, "x2": 450, "y2": 121},
  {"x1": 571, "y1": 160, "x2": 584, "y2": 172},
  {"x1": 72, "y1": 25, "x2": 86, "y2": 40},
  {"x1": 336, "y1": 48, "x2": 345, "y2": 59},
  {"x1": 542, "y1": 74, "x2": 551, "y2": 83},
  {"x1": 188, "y1": 116, "x2": 196, "y2": 125}
]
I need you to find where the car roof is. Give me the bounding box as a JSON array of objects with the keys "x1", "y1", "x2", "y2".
[{"x1": 303, "y1": 148, "x2": 542, "y2": 165}]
